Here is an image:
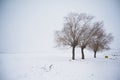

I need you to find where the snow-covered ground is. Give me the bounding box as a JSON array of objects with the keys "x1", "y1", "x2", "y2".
[{"x1": 0, "y1": 50, "x2": 120, "y2": 80}]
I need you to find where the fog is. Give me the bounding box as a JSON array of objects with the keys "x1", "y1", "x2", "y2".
[{"x1": 0, "y1": 0, "x2": 120, "y2": 53}]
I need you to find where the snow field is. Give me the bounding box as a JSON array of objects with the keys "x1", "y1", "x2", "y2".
[{"x1": 0, "y1": 52, "x2": 120, "y2": 80}]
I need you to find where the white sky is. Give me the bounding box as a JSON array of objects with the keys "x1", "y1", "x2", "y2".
[{"x1": 0, "y1": 0, "x2": 120, "y2": 53}]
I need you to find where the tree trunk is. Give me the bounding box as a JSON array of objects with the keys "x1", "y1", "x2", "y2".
[
  {"x1": 81, "y1": 47, "x2": 85, "y2": 59},
  {"x1": 94, "y1": 51, "x2": 97, "y2": 58},
  {"x1": 72, "y1": 46, "x2": 75, "y2": 60}
]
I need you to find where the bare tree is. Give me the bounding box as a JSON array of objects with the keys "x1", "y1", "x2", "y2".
[
  {"x1": 77, "y1": 14, "x2": 94, "y2": 59},
  {"x1": 88, "y1": 22, "x2": 113, "y2": 58},
  {"x1": 55, "y1": 13, "x2": 82, "y2": 60},
  {"x1": 55, "y1": 13, "x2": 95, "y2": 60}
]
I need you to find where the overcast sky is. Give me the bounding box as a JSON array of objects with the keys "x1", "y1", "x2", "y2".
[{"x1": 0, "y1": 0, "x2": 120, "y2": 53}]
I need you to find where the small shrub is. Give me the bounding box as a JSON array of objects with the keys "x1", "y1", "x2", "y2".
[{"x1": 105, "y1": 55, "x2": 108, "y2": 58}]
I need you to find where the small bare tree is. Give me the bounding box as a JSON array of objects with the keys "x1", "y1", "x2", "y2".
[
  {"x1": 55, "y1": 13, "x2": 82, "y2": 60},
  {"x1": 88, "y1": 22, "x2": 113, "y2": 58}
]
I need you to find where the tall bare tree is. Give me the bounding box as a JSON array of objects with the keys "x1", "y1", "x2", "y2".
[
  {"x1": 55, "y1": 13, "x2": 82, "y2": 60},
  {"x1": 77, "y1": 14, "x2": 94, "y2": 59},
  {"x1": 55, "y1": 13, "x2": 95, "y2": 60},
  {"x1": 88, "y1": 22, "x2": 113, "y2": 58}
]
